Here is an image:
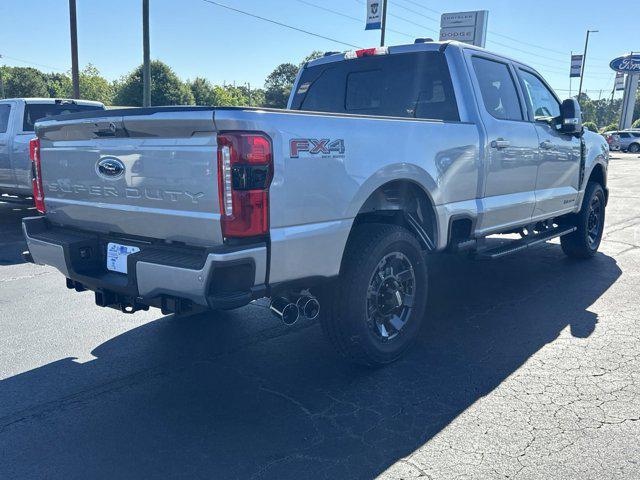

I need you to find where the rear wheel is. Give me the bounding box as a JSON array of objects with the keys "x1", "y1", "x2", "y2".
[
  {"x1": 561, "y1": 181, "x2": 605, "y2": 259},
  {"x1": 319, "y1": 224, "x2": 428, "y2": 366},
  {"x1": 628, "y1": 143, "x2": 640, "y2": 153}
]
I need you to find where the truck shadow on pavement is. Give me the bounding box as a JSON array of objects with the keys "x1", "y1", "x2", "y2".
[
  {"x1": 0, "y1": 242, "x2": 621, "y2": 479},
  {"x1": 0, "y1": 202, "x2": 35, "y2": 265}
]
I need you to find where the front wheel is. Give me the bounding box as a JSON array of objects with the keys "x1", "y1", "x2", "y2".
[
  {"x1": 561, "y1": 181, "x2": 606, "y2": 259},
  {"x1": 319, "y1": 224, "x2": 428, "y2": 366},
  {"x1": 628, "y1": 143, "x2": 640, "y2": 153}
]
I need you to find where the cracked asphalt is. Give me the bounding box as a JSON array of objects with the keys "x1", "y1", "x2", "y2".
[{"x1": 1, "y1": 153, "x2": 639, "y2": 479}]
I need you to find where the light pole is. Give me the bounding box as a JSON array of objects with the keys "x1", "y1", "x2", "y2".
[
  {"x1": 142, "y1": 0, "x2": 151, "y2": 107},
  {"x1": 577, "y1": 29, "x2": 598, "y2": 105},
  {"x1": 69, "y1": 0, "x2": 80, "y2": 99},
  {"x1": 380, "y1": 0, "x2": 388, "y2": 47}
]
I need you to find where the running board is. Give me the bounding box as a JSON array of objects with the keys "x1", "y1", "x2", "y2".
[{"x1": 476, "y1": 226, "x2": 577, "y2": 259}]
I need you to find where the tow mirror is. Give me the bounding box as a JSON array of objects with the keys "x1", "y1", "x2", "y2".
[{"x1": 559, "y1": 98, "x2": 582, "y2": 135}]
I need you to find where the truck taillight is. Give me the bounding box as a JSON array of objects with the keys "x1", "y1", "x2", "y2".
[
  {"x1": 217, "y1": 132, "x2": 273, "y2": 238},
  {"x1": 29, "y1": 138, "x2": 46, "y2": 213}
]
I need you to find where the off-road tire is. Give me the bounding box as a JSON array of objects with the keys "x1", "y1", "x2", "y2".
[
  {"x1": 561, "y1": 181, "x2": 606, "y2": 259},
  {"x1": 319, "y1": 224, "x2": 428, "y2": 367}
]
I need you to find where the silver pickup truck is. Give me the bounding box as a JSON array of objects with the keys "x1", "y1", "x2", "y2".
[
  {"x1": 0, "y1": 98, "x2": 105, "y2": 202},
  {"x1": 23, "y1": 41, "x2": 609, "y2": 366}
]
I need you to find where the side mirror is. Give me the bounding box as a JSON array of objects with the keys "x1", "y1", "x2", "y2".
[{"x1": 559, "y1": 98, "x2": 582, "y2": 135}]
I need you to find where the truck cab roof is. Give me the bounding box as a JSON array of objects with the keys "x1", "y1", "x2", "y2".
[
  {"x1": 309, "y1": 40, "x2": 523, "y2": 68},
  {"x1": 0, "y1": 97, "x2": 104, "y2": 107}
]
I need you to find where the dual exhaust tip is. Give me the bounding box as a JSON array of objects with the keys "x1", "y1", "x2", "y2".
[{"x1": 269, "y1": 295, "x2": 320, "y2": 326}]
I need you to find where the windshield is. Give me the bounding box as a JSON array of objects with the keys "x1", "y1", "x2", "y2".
[{"x1": 23, "y1": 103, "x2": 104, "y2": 131}]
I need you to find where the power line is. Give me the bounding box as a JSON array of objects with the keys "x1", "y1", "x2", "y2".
[
  {"x1": 296, "y1": 0, "x2": 415, "y2": 40},
  {"x1": 200, "y1": 0, "x2": 361, "y2": 49},
  {"x1": 390, "y1": 0, "x2": 439, "y2": 23},
  {"x1": 392, "y1": 0, "x2": 613, "y2": 69},
  {"x1": 396, "y1": 0, "x2": 440, "y2": 15},
  {"x1": 0, "y1": 54, "x2": 66, "y2": 72},
  {"x1": 353, "y1": 0, "x2": 438, "y2": 35}
]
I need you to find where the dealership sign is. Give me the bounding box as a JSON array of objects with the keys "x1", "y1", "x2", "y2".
[
  {"x1": 569, "y1": 54, "x2": 583, "y2": 78},
  {"x1": 610, "y1": 55, "x2": 640, "y2": 73},
  {"x1": 365, "y1": 0, "x2": 383, "y2": 30},
  {"x1": 439, "y1": 10, "x2": 488, "y2": 48}
]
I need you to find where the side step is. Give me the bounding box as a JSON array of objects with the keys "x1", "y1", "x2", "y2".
[{"x1": 475, "y1": 226, "x2": 577, "y2": 260}]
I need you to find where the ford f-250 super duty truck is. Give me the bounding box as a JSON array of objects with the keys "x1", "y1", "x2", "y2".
[
  {"x1": 0, "y1": 98, "x2": 105, "y2": 203},
  {"x1": 22, "y1": 41, "x2": 609, "y2": 366}
]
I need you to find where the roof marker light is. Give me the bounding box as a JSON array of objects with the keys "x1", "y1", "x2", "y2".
[{"x1": 344, "y1": 46, "x2": 389, "y2": 60}]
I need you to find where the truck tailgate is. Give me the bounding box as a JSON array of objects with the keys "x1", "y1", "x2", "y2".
[{"x1": 36, "y1": 108, "x2": 221, "y2": 247}]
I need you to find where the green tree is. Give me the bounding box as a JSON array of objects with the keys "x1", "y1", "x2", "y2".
[
  {"x1": 44, "y1": 73, "x2": 72, "y2": 98},
  {"x1": 189, "y1": 77, "x2": 216, "y2": 105},
  {"x1": 583, "y1": 121, "x2": 598, "y2": 132},
  {"x1": 300, "y1": 50, "x2": 324, "y2": 66},
  {"x1": 263, "y1": 51, "x2": 326, "y2": 109},
  {"x1": 78, "y1": 64, "x2": 114, "y2": 104},
  {"x1": 114, "y1": 60, "x2": 194, "y2": 106},
  {"x1": 4, "y1": 67, "x2": 48, "y2": 98},
  {"x1": 264, "y1": 63, "x2": 299, "y2": 108},
  {"x1": 633, "y1": 118, "x2": 640, "y2": 128}
]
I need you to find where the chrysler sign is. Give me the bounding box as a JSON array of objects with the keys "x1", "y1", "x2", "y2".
[
  {"x1": 610, "y1": 55, "x2": 640, "y2": 73},
  {"x1": 439, "y1": 10, "x2": 488, "y2": 48}
]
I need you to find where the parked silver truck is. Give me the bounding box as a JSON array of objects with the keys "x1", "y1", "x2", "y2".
[
  {"x1": 22, "y1": 41, "x2": 609, "y2": 366},
  {"x1": 0, "y1": 98, "x2": 104, "y2": 202}
]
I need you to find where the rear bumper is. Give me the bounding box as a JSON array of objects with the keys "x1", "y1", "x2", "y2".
[{"x1": 22, "y1": 216, "x2": 267, "y2": 311}]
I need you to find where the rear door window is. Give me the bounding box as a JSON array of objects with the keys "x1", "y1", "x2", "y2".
[
  {"x1": 471, "y1": 57, "x2": 523, "y2": 121},
  {"x1": 22, "y1": 103, "x2": 104, "y2": 131},
  {"x1": 292, "y1": 51, "x2": 459, "y2": 121},
  {"x1": 0, "y1": 104, "x2": 11, "y2": 133}
]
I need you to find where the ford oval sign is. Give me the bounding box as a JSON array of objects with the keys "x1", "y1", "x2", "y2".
[
  {"x1": 96, "y1": 157, "x2": 125, "y2": 180},
  {"x1": 610, "y1": 55, "x2": 640, "y2": 73}
]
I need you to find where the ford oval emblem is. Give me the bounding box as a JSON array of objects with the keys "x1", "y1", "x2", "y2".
[
  {"x1": 609, "y1": 54, "x2": 640, "y2": 73},
  {"x1": 96, "y1": 157, "x2": 125, "y2": 180}
]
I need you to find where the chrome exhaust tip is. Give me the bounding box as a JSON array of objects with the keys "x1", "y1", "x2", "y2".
[
  {"x1": 296, "y1": 295, "x2": 320, "y2": 320},
  {"x1": 269, "y1": 297, "x2": 300, "y2": 326}
]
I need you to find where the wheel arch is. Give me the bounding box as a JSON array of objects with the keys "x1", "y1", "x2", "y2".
[{"x1": 349, "y1": 178, "x2": 439, "y2": 252}]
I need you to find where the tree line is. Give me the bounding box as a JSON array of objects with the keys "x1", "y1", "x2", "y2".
[
  {"x1": 0, "y1": 51, "x2": 322, "y2": 110},
  {"x1": 1, "y1": 53, "x2": 638, "y2": 131}
]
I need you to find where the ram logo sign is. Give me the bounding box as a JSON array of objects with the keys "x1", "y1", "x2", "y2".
[{"x1": 290, "y1": 138, "x2": 345, "y2": 159}]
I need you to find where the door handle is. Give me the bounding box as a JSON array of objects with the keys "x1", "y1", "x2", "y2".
[
  {"x1": 490, "y1": 139, "x2": 510, "y2": 149},
  {"x1": 540, "y1": 140, "x2": 553, "y2": 150}
]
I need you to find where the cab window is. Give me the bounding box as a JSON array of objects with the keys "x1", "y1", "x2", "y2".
[
  {"x1": 471, "y1": 57, "x2": 523, "y2": 121},
  {"x1": 292, "y1": 51, "x2": 460, "y2": 121},
  {"x1": 518, "y1": 69, "x2": 561, "y2": 121},
  {"x1": 0, "y1": 104, "x2": 11, "y2": 133}
]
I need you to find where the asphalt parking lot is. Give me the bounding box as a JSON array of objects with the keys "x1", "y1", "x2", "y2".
[{"x1": 1, "y1": 153, "x2": 639, "y2": 480}]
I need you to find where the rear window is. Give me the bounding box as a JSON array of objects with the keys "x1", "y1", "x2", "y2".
[
  {"x1": 0, "y1": 104, "x2": 10, "y2": 133},
  {"x1": 22, "y1": 103, "x2": 104, "y2": 131},
  {"x1": 291, "y1": 51, "x2": 459, "y2": 121}
]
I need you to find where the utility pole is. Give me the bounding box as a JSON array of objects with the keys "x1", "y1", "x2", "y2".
[
  {"x1": 380, "y1": 0, "x2": 388, "y2": 47},
  {"x1": 142, "y1": 0, "x2": 151, "y2": 107},
  {"x1": 0, "y1": 55, "x2": 4, "y2": 99},
  {"x1": 577, "y1": 29, "x2": 598, "y2": 105},
  {"x1": 69, "y1": 0, "x2": 80, "y2": 99}
]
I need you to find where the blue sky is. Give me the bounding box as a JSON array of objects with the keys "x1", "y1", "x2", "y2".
[{"x1": 1, "y1": 0, "x2": 638, "y2": 99}]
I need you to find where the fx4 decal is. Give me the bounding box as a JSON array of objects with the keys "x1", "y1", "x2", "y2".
[{"x1": 290, "y1": 138, "x2": 345, "y2": 158}]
